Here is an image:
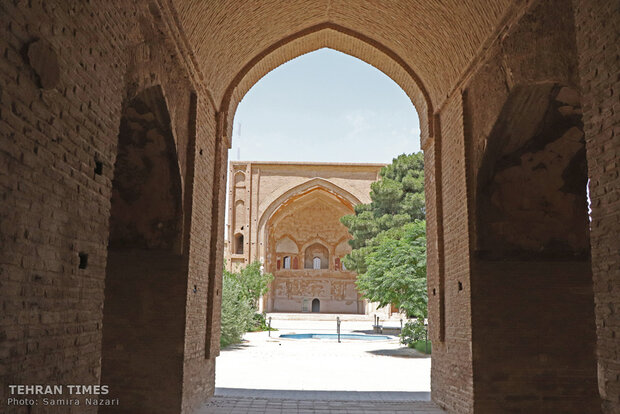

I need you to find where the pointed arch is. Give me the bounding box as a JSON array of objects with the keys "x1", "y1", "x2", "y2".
[
  {"x1": 257, "y1": 178, "x2": 360, "y2": 243},
  {"x1": 220, "y1": 23, "x2": 433, "y2": 147}
]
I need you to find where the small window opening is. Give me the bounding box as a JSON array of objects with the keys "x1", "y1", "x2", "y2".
[
  {"x1": 94, "y1": 159, "x2": 103, "y2": 175},
  {"x1": 313, "y1": 257, "x2": 321, "y2": 270},
  {"x1": 283, "y1": 256, "x2": 291, "y2": 269},
  {"x1": 234, "y1": 234, "x2": 244, "y2": 254},
  {"x1": 78, "y1": 252, "x2": 88, "y2": 269}
]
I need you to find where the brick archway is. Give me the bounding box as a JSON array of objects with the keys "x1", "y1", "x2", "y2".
[
  {"x1": 0, "y1": 1, "x2": 617, "y2": 413},
  {"x1": 101, "y1": 85, "x2": 188, "y2": 413},
  {"x1": 218, "y1": 23, "x2": 434, "y2": 145},
  {"x1": 470, "y1": 82, "x2": 598, "y2": 412}
]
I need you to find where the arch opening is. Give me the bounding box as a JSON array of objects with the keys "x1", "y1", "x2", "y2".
[
  {"x1": 101, "y1": 85, "x2": 186, "y2": 413},
  {"x1": 304, "y1": 243, "x2": 329, "y2": 270},
  {"x1": 221, "y1": 25, "x2": 433, "y2": 146},
  {"x1": 234, "y1": 233, "x2": 244, "y2": 255},
  {"x1": 220, "y1": 36, "x2": 425, "y2": 396},
  {"x1": 471, "y1": 83, "x2": 598, "y2": 411}
]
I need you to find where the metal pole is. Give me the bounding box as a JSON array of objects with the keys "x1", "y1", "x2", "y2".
[
  {"x1": 337, "y1": 316, "x2": 341, "y2": 343},
  {"x1": 425, "y1": 325, "x2": 428, "y2": 354},
  {"x1": 268, "y1": 316, "x2": 272, "y2": 337}
]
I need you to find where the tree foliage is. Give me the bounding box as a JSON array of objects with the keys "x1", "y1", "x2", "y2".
[
  {"x1": 356, "y1": 221, "x2": 427, "y2": 317},
  {"x1": 220, "y1": 270, "x2": 254, "y2": 348},
  {"x1": 400, "y1": 318, "x2": 428, "y2": 348},
  {"x1": 236, "y1": 261, "x2": 273, "y2": 307},
  {"x1": 220, "y1": 261, "x2": 274, "y2": 348},
  {"x1": 340, "y1": 152, "x2": 427, "y2": 318}
]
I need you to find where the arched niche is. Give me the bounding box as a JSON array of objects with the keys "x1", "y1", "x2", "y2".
[
  {"x1": 234, "y1": 233, "x2": 244, "y2": 255},
  {"x1": 471, "y1": 82, "x2": 598, "y2": 410},
  {"x1": 335, "y1": 239, "x2": 351, "y2": 257},
  {"x1": 304, "y1": 242, "x2": 329, "y2": 270},
  {"x1": 476, "y1": 83, "x2": 589, "y2": 259},
  {"x1": 234, "y1": 199, "x2": 245, "y2": 231},
  {"x1": 108, "y1": 86, "x2": 183, "y2": 251},
  {"x1": 234, "y1": 171, "x2": 246, "y2": 186},
  {"x1": 101, "y1": 85, "x2": 186, "y2": 412},
  {"x1": 276, "y1": 236, "x2": 299, "y2": 254}
]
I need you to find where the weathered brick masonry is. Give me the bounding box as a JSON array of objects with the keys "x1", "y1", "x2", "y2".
[
  {"x1": 0, "y1": 1, "x2": 222, "y2": 413},
  {"x1": 573, "y1": 0, "x2": 620, "y2": 412},
  {"x1": 0, "y1": 1, "x2": 618, "y2": 413}
]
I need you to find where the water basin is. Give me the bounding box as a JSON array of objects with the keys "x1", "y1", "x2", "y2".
[{"x1": 279, "y1": 333, "x2": 391, "y2": 341}]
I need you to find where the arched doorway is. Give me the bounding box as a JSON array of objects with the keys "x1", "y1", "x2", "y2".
[
  {"x1": 100, "y1": 85, "x2": 186, "y2": 413},
  {"x1": 470, "y1": 83, "x2": 598, "y2": 412},
  {"x1": 210, "y1": 4, "x2": 600, "y2": 412},
  {"x1": 311, "y1": 298, "x2": 320, "y2": 313}
]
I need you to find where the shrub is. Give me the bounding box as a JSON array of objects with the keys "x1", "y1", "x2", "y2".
[
  {"x1": 220, "y1": 261, "x2": 275, "y2": 348},
  {"x1": 248, "y1": 312, "x2": 277, "y2": 332},
  {"x1": 400, "y1": 318, "x2": 427, "y2": 348},
  {"x1": 237, "y1": 261, "x2": 274, "y2": 307},
  {"x1": 220, "y1": 270, "x2": 254, "y2": 348},
  {"x1": 413, "y1": 340, "x2": 431, "y2": 354}
]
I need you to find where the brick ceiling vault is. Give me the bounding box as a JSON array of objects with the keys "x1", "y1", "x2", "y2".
[{"x1": 170, "y1": 0, "x2": 516, "y2": 137}]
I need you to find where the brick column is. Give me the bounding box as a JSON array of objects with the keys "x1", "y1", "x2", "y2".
[{"x1": 573, "y1": 1, "x2": 620, "y2": 411}]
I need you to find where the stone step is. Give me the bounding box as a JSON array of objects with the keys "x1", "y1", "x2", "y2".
[{"x1": 199, "y1": 395, "x2": 445, "y2": 413}]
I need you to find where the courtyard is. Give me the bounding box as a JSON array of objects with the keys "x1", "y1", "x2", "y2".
[{"x1": 201, "y1": 314, "x2": 440, "y2": 413}]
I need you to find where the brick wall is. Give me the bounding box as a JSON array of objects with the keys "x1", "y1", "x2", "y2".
[
  {"x1": 471, "y1": 261, "x2": 599, "y2": 413},
  {"x1": 429, "y1": 1, "x2": 603, "y2": 412},
  {"x1": 0, "y1": 1, "x2": 220, "y2": 413},
  {"x1": 1, "y1": 1, "x2": 617, "y2": 413},
  {"x1": 429, "y1": 92, "x2": 475, "y2": 413},
  {"x1": 573, "y1": 0, "x2": 620, "y2": 412},
  {"x1": 1, "y1": 2, "x2": 136, "y2": 412}
]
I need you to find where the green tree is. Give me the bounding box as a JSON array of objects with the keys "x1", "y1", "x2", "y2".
[
  {"x1": 340, "y1": 152, "x2": 427, "y2": 317},
  {"x1": 356, "y1": 221, "x2": 427, "y2": 317},
  {"x1": 237, "y1": 261, "x2": 273, "y2": 307},
  {"x1": 220, "y1": 261, "x2": 274, "y2": 348},
  {"x1": 220, "y1": 269, "x2": 254, "y2": 348},
  {"x1": 341, "y1": 152, "x2": 424, "y2": 266}
]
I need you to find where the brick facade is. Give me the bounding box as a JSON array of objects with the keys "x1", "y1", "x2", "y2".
[
  {"x1": 0, "y1": 1, "x2": 617, "y2": 413},
  {"x1": 225, "y1": 161, "x2": 384, "y2": 315}
]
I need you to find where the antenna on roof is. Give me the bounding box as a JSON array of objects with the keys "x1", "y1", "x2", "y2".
[{"x1": 237, "y1": 122, "x2": 241, "y2": 160}]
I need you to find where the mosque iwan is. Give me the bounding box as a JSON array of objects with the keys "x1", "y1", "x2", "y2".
[{"x1": 225, "y1": 161, "x2": 399, "y2": 317}]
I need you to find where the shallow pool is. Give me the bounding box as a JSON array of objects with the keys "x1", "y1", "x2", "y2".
[{"x1": 279, "y1": 333, "x2": 391, "y2": 341}]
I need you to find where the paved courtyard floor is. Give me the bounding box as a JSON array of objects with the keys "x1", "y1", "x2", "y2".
[
  {"x1": 198, "y1": 397, "x2": 444, "y2": 413},
  {"x1": 198, "y1": 315, "x2": 442, "y2": 413}
]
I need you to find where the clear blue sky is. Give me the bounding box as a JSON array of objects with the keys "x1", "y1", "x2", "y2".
[{"x1": 230, "y1": 48, "x2": 420, "y2": 164}]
